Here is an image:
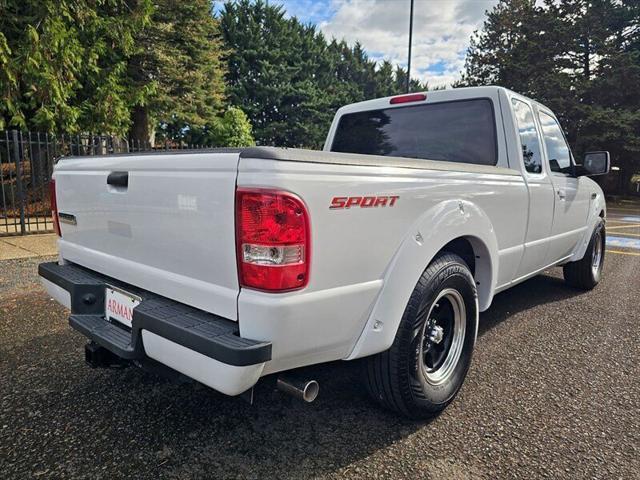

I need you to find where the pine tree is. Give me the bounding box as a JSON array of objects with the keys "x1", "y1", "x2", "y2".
[
  {"x1": 0, "y1": 0, "x2": 151, "y2": 133},
  {"x1": 219, "y1": 0, "x2": 426, "y2": 149},
  {"x1": 127, "y1": 0, "x2": 228, "y2": 145}
]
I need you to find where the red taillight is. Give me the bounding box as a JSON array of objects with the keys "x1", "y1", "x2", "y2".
[
  {"x1": 49, "y1": 179, "x2": 61, "y2": 236},
  {"x1": 236, "y1": 188, "x2": 310, "y2": 292},
  {"x1": 389, "y1": 93, "x2": 427, "y2": 104}
]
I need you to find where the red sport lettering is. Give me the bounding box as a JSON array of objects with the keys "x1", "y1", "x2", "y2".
[
  {"x1": 330, "y1": 195, "x2": 399, "y2": 209},
  {"x1": 330, "y1": 196, "x2": 347, "y2": 209},
  {"x1": 345, "y1": 197, "x2": 362, "y2": 208},
  {"x1": 361, "y1": 196, "x2": 376, "y2": 207}
]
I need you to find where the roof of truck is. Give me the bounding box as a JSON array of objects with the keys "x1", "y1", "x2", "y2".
[
  {"x1": 334, "y1": 85, "x2": 552, "y2": 117},
  {"x1": 333, "y1": 86, "x2": 501, "y2": 113}
]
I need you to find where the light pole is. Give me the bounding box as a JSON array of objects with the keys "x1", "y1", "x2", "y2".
[{"x1": 406, "y1": 0, "x2": 414, "y2": 93}]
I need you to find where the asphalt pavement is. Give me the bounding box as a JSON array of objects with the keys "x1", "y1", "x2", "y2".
[{"x1": 1, "y1": 207, "x2": 639, "y2": 479}]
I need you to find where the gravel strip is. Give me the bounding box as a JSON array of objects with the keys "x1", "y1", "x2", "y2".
[
  {"x1": 0, "y1": 256, "x2": 57, "y2": 298},
  {"x1": 0, "y1": 254, "x2": 638, "y2": 479}
]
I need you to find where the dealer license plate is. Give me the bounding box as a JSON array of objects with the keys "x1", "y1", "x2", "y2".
[{"x1": 105, "y1": 286, "x2": 141, "y2": 328}]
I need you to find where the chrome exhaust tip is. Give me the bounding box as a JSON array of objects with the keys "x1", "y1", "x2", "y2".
[{"x1": 276, "y1": 375, "x2": 319, "y2": 403}]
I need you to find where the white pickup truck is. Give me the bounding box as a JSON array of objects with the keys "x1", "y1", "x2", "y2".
[{"x1": 40, "y1": 86, "x2": 609, "y2": 418}]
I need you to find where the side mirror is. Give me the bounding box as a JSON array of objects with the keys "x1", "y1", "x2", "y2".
[{"x1": 577, "y1": 151, "x2": 610, "y2": 176}]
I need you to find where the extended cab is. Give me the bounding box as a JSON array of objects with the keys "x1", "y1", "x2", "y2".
[{"x1": 40, "y1": 87, "x2": 609, "y2": 417}]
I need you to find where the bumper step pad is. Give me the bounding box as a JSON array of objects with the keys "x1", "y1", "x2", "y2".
[
  {"x1": 39, "y1": 262, "x2": 271, "y2": 366},
  {"x1": 70, "y1": 314, "x2": 137, "y2": 359}
]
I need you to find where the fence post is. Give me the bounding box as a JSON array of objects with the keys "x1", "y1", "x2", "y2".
[{"x1": 11, "y1": 130, "x2": 26, "y2": 235}]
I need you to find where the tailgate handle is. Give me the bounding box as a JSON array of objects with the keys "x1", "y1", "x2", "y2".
[{"x1": 107, "y1": 171, "x2": 128, "y2": 188}]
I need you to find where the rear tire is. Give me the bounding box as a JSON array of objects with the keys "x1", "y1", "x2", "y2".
[
  {"x1": 563, "y1": 219, "x2": 605, "y2": 290},
  {"x1": 364, "y1": 252, "x2": 478, "y2": 419}
]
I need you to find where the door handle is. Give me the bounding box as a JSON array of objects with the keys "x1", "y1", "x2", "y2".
[
  {"x1": 557, "y1": 189, "x2": 566, "y2": 200},
  {"x1": 107, "y1": 171, "x2": 128, "y2": 188}
]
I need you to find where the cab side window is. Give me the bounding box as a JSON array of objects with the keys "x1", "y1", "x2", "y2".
[
  {"x1": 539, "y1": 111, "x2": 572, "y2": 174},
  {"x1": 512, "y1": 99, "x2": 543, "y2": 174}
]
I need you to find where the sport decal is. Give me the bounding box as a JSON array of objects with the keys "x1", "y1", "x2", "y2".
[{"x1": 330, "y1": 195, "x2": 399, "y2": 209}]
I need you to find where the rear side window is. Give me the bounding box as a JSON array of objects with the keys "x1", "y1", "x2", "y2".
[
  {"x1": 331, "y1": 99, "x2": 497, "y2": 166},
  {"x1": 511, "y1": 99, "x2": 543, "y2": 174},
  {"x1": 539, "y1": 111, "x2": 572, "y2": 174}
]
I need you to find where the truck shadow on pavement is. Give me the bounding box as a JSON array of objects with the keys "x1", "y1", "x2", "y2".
[
  {"x1": 4, "y1": 269, "x2": 586, "y2": 479},
  {"x1": 478, "y1": 270, "x2": 585, "y2": 337}
]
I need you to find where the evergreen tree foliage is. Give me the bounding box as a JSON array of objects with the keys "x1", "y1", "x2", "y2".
[
  {"x1": 212, "y1": 107, "x2": 254, "y2": 147},
  {"x1": 0, "y1": 0, "x2": 151, "y2": 133},
  {"x1": 219, "y1": 0, "x2": 426, "y2": 149},
  {"x1": 127, "y1": 0, "x2": 228, "y2": 145},
  {"x1": 188, "y1": 106, "x2": 255, "y2": 147},
  {"x1": 0, "y1": 0, "x2": 253, "y2": 146},
  {"x1": 2, "y1": 0, "x2": 428, "y2": 149}
]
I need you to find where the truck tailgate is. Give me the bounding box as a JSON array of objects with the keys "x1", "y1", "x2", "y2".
[{"x1": 53, "y1": 152, "x2": 240, "y2": 320}]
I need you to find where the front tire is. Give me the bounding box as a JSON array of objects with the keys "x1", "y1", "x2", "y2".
[
  {"x1": 563, "y1": 219, "x2": 605, "y2": 290},
  {"x1": 364, "y1": 252, "x2": 478, "y2": 418}
]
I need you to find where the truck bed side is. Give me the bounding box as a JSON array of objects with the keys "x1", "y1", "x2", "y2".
[{"x1": 235, "y1": 156, "x2": 527, "y2": 373}]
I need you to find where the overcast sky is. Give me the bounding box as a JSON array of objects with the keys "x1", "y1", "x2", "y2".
[{"x1": 274, "y1": 0, "x2": 500, "y2": 87}]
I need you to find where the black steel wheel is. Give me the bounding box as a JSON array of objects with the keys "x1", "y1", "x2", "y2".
[{"x1": 364, "y1": 252, "x2": 478, "y2": 418}]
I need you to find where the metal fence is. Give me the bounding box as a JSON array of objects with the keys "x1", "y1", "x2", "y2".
[{"x1": 0, "y1": 131, "x2": 211, "y2": 236}]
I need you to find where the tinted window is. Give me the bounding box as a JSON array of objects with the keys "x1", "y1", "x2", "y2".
[
  {"x1": 331, "y1": 99, "x2": 497, "y2": 166},
  {"x1": 512, "y1": 99, "x2": 543, "y2": 174},
  {"x1": 539, "y1": 111, "x2": 572, "y2": 173}
]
